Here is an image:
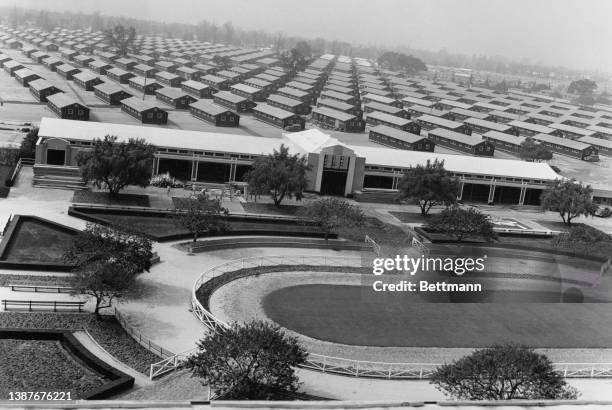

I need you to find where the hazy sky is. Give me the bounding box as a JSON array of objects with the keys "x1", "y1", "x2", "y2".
[{"x1": 3, "y1": 0, "x2": 612, "y2": 72}]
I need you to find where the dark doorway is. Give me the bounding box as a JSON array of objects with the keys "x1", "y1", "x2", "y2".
[
  {"x1": 524, "y1": 188, "x2": 543, "y2": 206},
  {"x1": 493, "y1": 186, "x2": 521, "y2": 204},
  {"x1": 363, "y1": 174, "x2": 394, "y2": 189},
  {"x1": 320, "y1": 169, "x2": 347, "y2": 196},
  {"x1": 197, "y1": 161, "x2": 231, "y2": 183},
  {"x1": 462, "y1": 183, "x2": 490, "y2": 203},
  {"x1": 158, "y1": 158, "x2": 192, "y2": 181},
  {"x1": 46, "y1": 149, "x2": 65, "y2": 165},
  {"x1": 235, "y1": 164, "x2": 252, "y2": 182}
]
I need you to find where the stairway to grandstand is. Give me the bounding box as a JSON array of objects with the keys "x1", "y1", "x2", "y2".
[
  {"x1": 32, "y1": 164, "x2": 87, "y2": 190},
  {"x1": 353, "y1": 190, "x2": 399, "y2": 204}
]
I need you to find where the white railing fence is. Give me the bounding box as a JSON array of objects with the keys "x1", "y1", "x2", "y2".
[
  {"x1": 149, "y1": 348, "x2": 196, "y2": 379},
  {"x1": 364, "y1": 235, "x2": 381, "y2": 256},
  {"x1": 150, "y1": 254, "x2": 612, "y2": 381}
]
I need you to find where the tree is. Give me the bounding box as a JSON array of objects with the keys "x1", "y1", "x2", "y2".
[
  {"x1": 519, "y1": 137, "x2": 553, "y2": 162},
  {"x1": 19, "y1": 127, "x2": 38, "y2": 159},
  {"x1": 576, "y1": 93, "x2": 596, "y2": 106},
  {"x1": 104, "y1": 24, "x2": 137, "y2": 56},
  {"x1": 175, "y1": 194, "x2": 229, "y2": 242},
  {"x1": 294, "y1": 41, "x2": 312, "y2": 60},
  {"x1": 76, "y1": 135, "x2": 155, "y2": 196},
  {"x1": 64, "y1": 224, "x2": 153, "y2": 314},
  {"x1": 187, "y1": 320, "x2": 307, "y2": 400},
  {"x1": 596, "y1": 94, "x2": 611, "y2": 105},
  {"x1": 540, "y1": 179, "x2": 596, "y2": 226},
  {"x1": 426, "y1": 207, "x2": 495, "y2": 243},
  {"x1": 431, "y1": 344, "x2": 579, "y2": 400},
  {"x1": 299, "y1": 198, "x2": 364, "y2": 240},
  {"x1": 279, "y1": 46, "x2": 309, "y2": 73},
  {"x1": 552, "y1": 224, "x2": 612, "y2": 255},
  {"x1": 567, "y1": 79, "x2": 597, "y2": 95},
  {"x1": 397, "y1": 159, "x2": 460, "y2": 217},
  {"x1": 212, "y1": 55, "x2": 231, "y2": 70},
  {"x1": 243, "y1": 144, "x2": 309, "y2": 207},
  {"x1": 377, "y1": 51, "x2": 427, "y2": 74}
]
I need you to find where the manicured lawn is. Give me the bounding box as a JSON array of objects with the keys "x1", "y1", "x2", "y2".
[
  {"x1": 0, "y1": 339, "x2": 108, "y2": 399},
  {"x1": 76, "y1": 212, "x2": 325, "y2": 240},
  {"x1": 85, "y1": 213, "x2": 186, "y2": 238},
  {"x1": 240, "y1": 202, "x2": 303, "y2": 216},
  {"x1": 263, "y1": 284, "x2": 612, "y2": 348},
  {"x1": 535, "y1": 219, "x2": 573, "y2": 231},
  {"x1": 389, "y1": 211, "x2": 427, "y2": 223},
  {"x1": 0, "y1": 165, "x2": 13, "y2": 198},
  {"x1": 0, "y1": 274, "x2": 72, "y2": 287},
  {"x1": 338, "y1": 216, "x2": 414, "y2": 248},
  {"x1": 2, "y1": 219, "x2": 75, "y2": 263},
  {"x1": 73, "y1": 191, "x2": 150, "y2": 207},
  {"x1": 0, "y1": 313, "x2": 162, "y2": 375}
]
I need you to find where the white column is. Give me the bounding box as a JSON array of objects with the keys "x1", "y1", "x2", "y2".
[
  {"x1": 519, "y1": 185, "x2": 527, "y2": 206},
  {"x1": 457, "y1": 180, "x2": 465, "y2": 201},
  {"x1": 191, "y1": 158, "x2": 197, "y2": 181},
  {"x1": 344, "y1": 155, "x2": 356, "y2": 196},
  {"x1": 314, "y1": 154, "x2": 324, "y2": 193},
  {"x1": 487, "y1": 181, "x2": 496, "y2": 204}
]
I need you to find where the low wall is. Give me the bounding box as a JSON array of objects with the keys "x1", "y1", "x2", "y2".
[{"x1": 185, "y1": 237, "x2": 370, "y2": 253}]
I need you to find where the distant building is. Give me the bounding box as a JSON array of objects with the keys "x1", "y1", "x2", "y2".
[
  {"x1": 128, "y1": 76, "x2": 164, "y2": 95},
  {"x1": 213, "y1": 91, "x2": 257, "y2": 113},
  {"x1": 427, "y1": 128, "x2": 494, "y2": 156},
  {"x1": 369, "y1": 125, "x2": 435, "y2": 152},
  {"x1": 93, "y1": 82, "x2": 133, "y2": 105},
  {"x1": 155, "y1": 87, "x2": 197, "y2": 109},
  {"x1": 14, "y1": 68, "x2": 42, "y2": 87},
  {"x1": 73, "y1": 71, "x2": 103, "y2": 91},
  {"x1": 29, "y1": 79, "x2": 63, "y2": 103},
  {"x1": 311, "y1": 106, "x2": 365, "y2": 132},
  {"x1": 189, "y1": 100, "x2": 240, "y2": 127},
  {"x1": 182, "y1": 80, "x2": 214, "y2": 99},
  {"x1": 47, "y1": 93, "x2": 90, "y2": 121},
  {"x1": 121, "y1": 97, "x2": 168, "y2": 124},
  {"x1": 253, "y1": 103, "x2": 306, "y2": 130}
]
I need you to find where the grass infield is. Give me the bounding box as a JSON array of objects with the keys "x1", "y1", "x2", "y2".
[{"x1": 262, "y1": 283, "x2": 612, "y2": 348}]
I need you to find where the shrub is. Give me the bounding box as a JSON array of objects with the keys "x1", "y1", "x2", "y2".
[
  {"x1": 595, "y1": 207, "x2": 612, "y2": 218},
  {"x1": 431, "y1": 344, "x2": 579, "y2": 400},
  {"x1": 150, "y1": 172, "x2": 184, "y2": 188}
]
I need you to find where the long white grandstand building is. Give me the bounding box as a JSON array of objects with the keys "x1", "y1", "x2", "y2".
[{"x1": 31, "y1": 117, "x2": 605, "y2": 206}]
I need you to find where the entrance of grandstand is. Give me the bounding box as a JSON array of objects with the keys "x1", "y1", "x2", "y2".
[
  {"x1": 320, "y1": 169, "x2": 348, "y2": 196},
  {"x1": 523, "y1": 188, "x2": 543, "y2": 206},
  {"x1": 196, "y1": 161, "x2": 231, "y2": 183},
  {"x1": 493, "y1": 186, "x2": 522, "y2": 204},
  {"x1": 363, "y1": 175, "x2": 394, "y2": 190},
  {"x1": 158, "y1": 158, "x2": 192, "y2": 181},
  {"x1": 46, "y1": 149, "x2": 65, "y2": 166},
  {"x1": 461, "y1": 183, "x2": 490, "y2": 203}
]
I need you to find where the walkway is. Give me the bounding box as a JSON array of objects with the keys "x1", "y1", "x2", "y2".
[{"x1": 73, "y1": 330, "x2": 153, "y2": 388}]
